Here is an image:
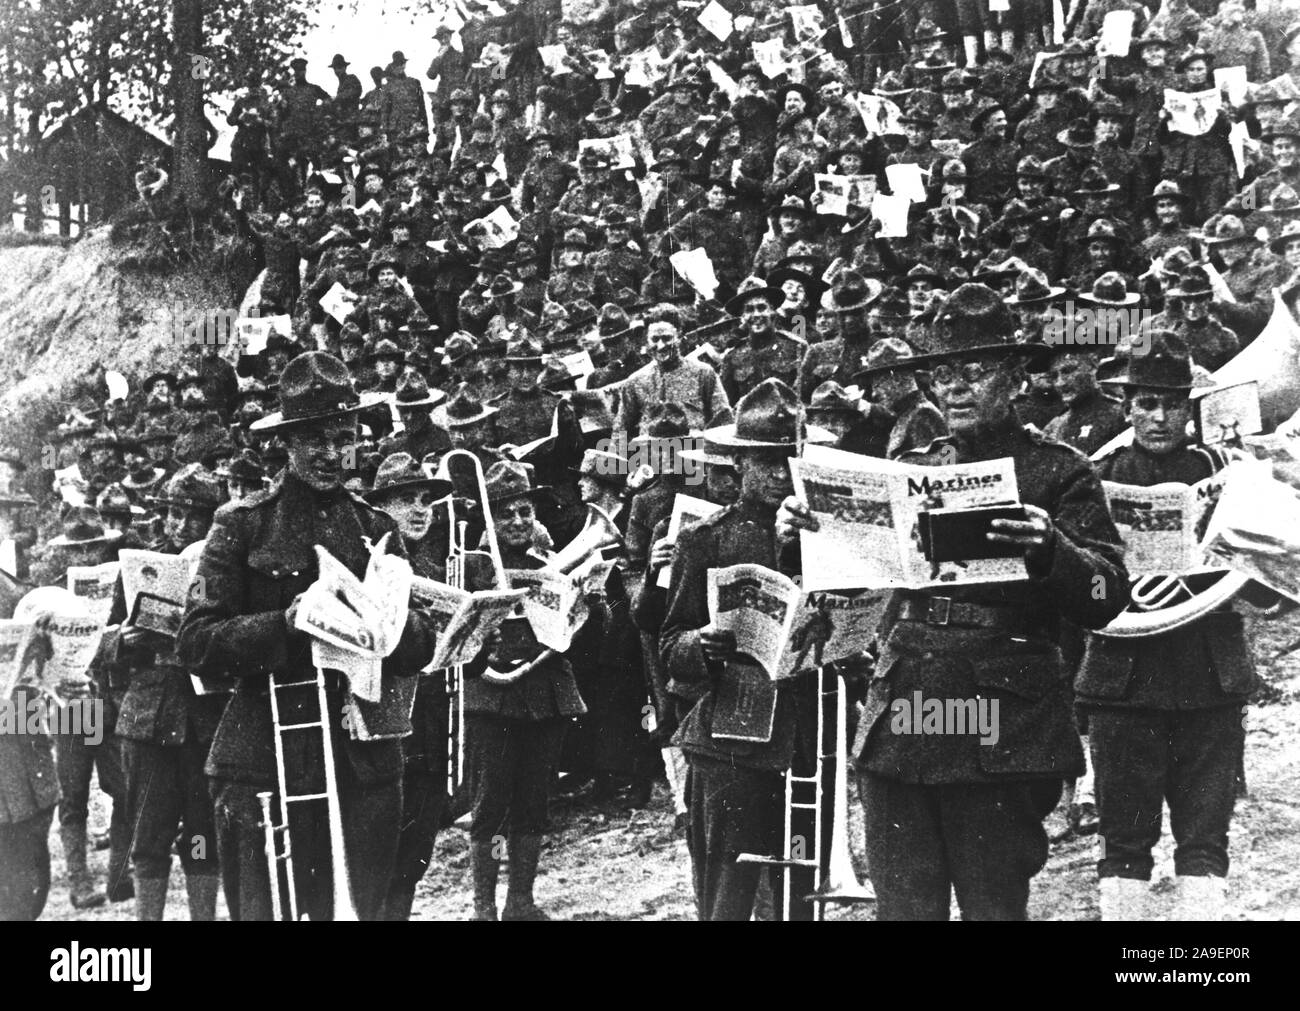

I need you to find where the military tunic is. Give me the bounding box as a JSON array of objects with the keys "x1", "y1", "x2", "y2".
[{"x1": 720, "y1": 331, "x2": 807, "y2": 404}]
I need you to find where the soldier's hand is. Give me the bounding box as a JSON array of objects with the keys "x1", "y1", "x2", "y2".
[
  {"x1": 700, "y1": 627, "x2": 738, "y2": 664},
  {"x1": 284, "y1": 593, "x2": 305, "y2": 631},
  {"x1": 650, "y1": 536, "x2": 676, "y2": 572},
  {"x1": 776, "y1": 495, "x2": 818, "y2": 543},
  {"x1": 988, "y1": 503, "x2": 1056, "y2": 564}
]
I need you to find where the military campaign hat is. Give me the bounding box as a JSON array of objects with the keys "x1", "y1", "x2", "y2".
[
  {"x1": 392, "y1": 370, "x2": 446, "y2": 409},
  {"x1": 250, "y1": 351, "x2": 369, "y2": 432},
  {"x1": 806, "y1": 380, "x2": 864, "y2": 416},
  {"x1": 505, "y1": 337, "x2": 544, "y2": 362},
  {"x1": 725, "y1": 275, "x2": 786, "y2": 316},
  {"x1": 215, "y1": 448, "x2": 267, "y2": 487},
  {"x1": 900, "y1": 283, "x2": 1054, "y2": 369},
  {"x1": 571, "y1": 447, "x2": 629, "y2": 489},
  {"x1": 368, "y1": 338, "x2": 406, "y2": 362},
  {"x1": 48, "y1": 505, "x2": 122, "y2": 548},
  {"x1": 95, "y1": 483, "x2": 146, "y2": 520},
  {"x1": 853, "y1": 337, "x2": 922, "y2": 383},
  {"x1": 441, "y1": 384, "x2": 500, "y2": 428},
  {"x1": 1078, "y1": 271, "x2": 1140, "y2": 307},
  {"x1": 364, "y1": 452, "x2": 453, "y2": 504},
  {"x1": 703, "y1": 379, "x2": 835, "y2": 450},
  {"x1": 149, "y1": 462, "x2": 225, "y2": 513},
  {"x1": 1004, "y1": 267, "x2": 1067, "y2": 306},
  {"x1": 821, "y1": 270, "x2": 880, "y2": 313},
  {"x1": 1204, "y1": 214, "x2": 1259, "y2": 247},
  {"x1": 769, "y1": 266, "x2": 827, "y2": 305},
  {"x1": 1166, "y1": 265, "x2": 1215, "y2": 300},
  {"x1": 1099, "y1": 330, "x2": 1194, "y2": 391},
  {"x1": 483, "y1": 460, "x2": 549, "y2": 505}
]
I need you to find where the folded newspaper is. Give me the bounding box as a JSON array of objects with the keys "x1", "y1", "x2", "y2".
[
  {"x1": 119, "y1": 550, "x2": 194, "y2": 637},
  {"x1": 1103, "y1": 473, "x2": 1226, "y2": 575},
  {"x1": 293, "y1": 536, "x2": 412, "y2": 703},
  {"x1": 506, "y1": 552, "x2": 615, "y2": 653},
  {"x1": 790, "y1": 444, "x2": 1024, "y2": 591},
  {"x1": 1202, "y1": 460, "x2": 1300, "y2": 603},
  {"x1": 411, "y1": 576, "x2": 527, "y2": 670},
  {"x1": 706, "y1": 564, "x2": 886, "y2": 680},
  {"x1": 67, "y1": 561, "x2": 121, "y2": 625},
  {"x1": 657, "y1": 493, "x2": 724, "y2": 589}
]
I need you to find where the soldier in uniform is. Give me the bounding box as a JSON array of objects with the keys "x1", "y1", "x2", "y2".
[
  {"x1": 612, "y1": 304, "x2": 731, "y2": 439},
  {"x1": 0, "y1": 617, "x2": 61, "y2": 919},
  {"x1": 493, "y1": 338, "x2": 573, "y2": 448},
  {"x1": 1078, "y1": 333, "x2": 1283, "y2": 920},
  {"x1": 719, "y1": 278, "x2": 807, "y2": 404},
  {"x1": 799, "y1": 271, "x2": 884, "y2": 400},
  {"x1": 854, "y1": 338, "x2": 949, "y2": 461},
  {"x1": 362, "y1": 454, "x2": 454, "y2": 921},
  {"x1": 778, "y1": 284, "x2": 1129, "y2": 920},
  {"x1": 660, "y1": 379, "x2": 837, "y2": 920},
  {"x1": 178, "y1": 352, "x2": 440, "y2": 921},
  {"x1": 107, "y1": 464, "x2": 227, "y2": 920},
  {"x1": 1164, "y1": 265, "x2": 1240, "y2": 372},
  {"x1": 1204, "y1": 215, "x2": 1271, "y2": 344},
  {"x1": 463, "y1": 462, "x2": 587, "y2": 920},
  {"x1": 1039, "y1": 311, "x2": 1129, "y2": 457},
  {"x1": 378, "y1": 372, "x2": 450, "y2": 462},
  {"x1": 547, "y1": 229, "x2": 598, "y2": 306}
]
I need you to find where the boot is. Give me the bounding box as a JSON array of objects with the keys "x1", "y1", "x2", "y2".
[
  {"x1": 963, "y1": 35, "x2": 980, "y2": 67},
  {"x1": 470, "y1": 841, "x2": 500, "y2": 921},
  {"x1": 185, "y1": 873, "x2": 220, "y2": 921},
  {"x1": 1173, "y1": 876, "x2": 1227, "y2": 922},
  {"x1": 501, "y1": 834, "x2": 549, "y2": 921},
  {"x1": 1098, "y1": 876, "x2": 1147, "y2": 921},
  {"x1": 60, "y1": 824, "x2": 106, "y2": 910},
  {"x1": 134, "y1": 874, "x2": 169, "y2": 921}
]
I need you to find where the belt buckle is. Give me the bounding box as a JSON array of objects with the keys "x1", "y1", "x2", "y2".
[{"x1": 926, "y1": 596, "x2": 953, "y2": 626}]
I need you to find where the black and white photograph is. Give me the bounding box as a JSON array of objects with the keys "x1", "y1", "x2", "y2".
[{"x1": 1, "y1": 0, "x2": 1299, "y2": 978}]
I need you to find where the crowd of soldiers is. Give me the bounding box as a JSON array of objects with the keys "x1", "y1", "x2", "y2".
[{"x1": 3, "y1": 0, "x2": 1300, "y2": 922}]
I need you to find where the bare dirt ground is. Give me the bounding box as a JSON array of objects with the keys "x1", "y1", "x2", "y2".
[{"x1": 43, "y1": 607, "x2": 1300, "y2": 922}]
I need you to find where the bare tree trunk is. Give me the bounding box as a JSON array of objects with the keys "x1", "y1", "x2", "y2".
[{"x1": 172, "y1": 0, "x2": 209, "y2": 216}]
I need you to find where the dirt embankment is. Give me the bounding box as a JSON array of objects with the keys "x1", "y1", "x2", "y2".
[{"x1": 0, "y1": 227, "x2": 234, "y2": 457}]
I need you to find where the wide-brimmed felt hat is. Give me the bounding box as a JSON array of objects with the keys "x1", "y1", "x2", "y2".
[
  {"x1": 1176, "y1": 49, "x2": 1212, "y2": 72},
  {"x1": 142, "y1": 370, "x2": 178, "y2": 392},
  {"x1": 1134, "y1": 28, "x2": 1169, "y2": 51},
  {"x1": 776, "y1": 81, "x2": 815, "y2": 107},
  {"x1": 1078, "y1": 271, "x2": 1139, "y2": 307},
  {"x1": 504, "y1": 337, "x2": 544, "y2": 362},
  {"x1": 897, "y1": 282, "x2": 1053, "y2": 370},
  {"x1": 250, "y1": 351, "x2": 369, "y2": 432},
  {"x1": 1003, "y1": 267, "x2": 1067, "y2": 306},
  {"x1": 1073, "y1": 166, "x2": 1121, "y2": 197},
  {"x1": 629, "y1": 402, "x2": 692, "y2": 447},
  {"x1": 329, "y1": 54, "x2": 350, "y2": 69},
  {"x1": 571, "y1": 448, "x2": 628, "y2": 488},
  {"x1": 483, "y1": 460, "x2": 549, "y2": 505},
  {"x1": 768, "y1": 195, "x2": 814, "y2": 222},
  {"x1": 585, "y1": 99, "x2": 622, "y2": 124},
  {"x1": 870, "y1": 285, "x2": 912, "y2": 321},
  {"x1": 1167, "y1": 264, "x2": 1215, "y2": 300},
  {"x1": 1204, "y1": 214, "x2": 1259, "y2": 247},
  {"x1": 368, "y1": 338, "x2": 406, "y2": 363},
  {"x1": 441, "y1": 384, "x2": 499, "y2": 428},
  {"x1": 806, "y1": 380, "x2": 862, "y2": 415},
  {"x1": 773, "y1": 241, "x2": 823, "y2": 273},
  {"x1": 365, "y1": 452, "x2": 453, "y2": 503},
  {"x1": 1086, "y1": 217, "x2": 1125, "y2": 245},
  {"x1": 368, "y1": 247, "x2": 406, "y2": 278},
  {"x1": 1015, "y1": 155, "x2": 1046, "y2": 179},
  {"x1": 1148, "y1": 178, "x2": 1192, "y2": 208},
  {"x1": 725, "y1": 275, "x2": 787, "y2": 316},
  {"x1": 971, "y1": 100, "x2": 1005, "y2": 134},
  {"x1": 903, "y1": 263, "x2": 946, "y2": 288},
  {"x1": 1057, "y1": 119, "x2": 1095, "y2": 148},
  {"x1": 392, "y1": 370, "x2": 446, "y2": 409},
  {"x1": 149, "y1": 462, "x2": 225, "y2": 512},
  {"x1": 48, "y1": 506, "x2": 123, "y2": 548},
  {"x1": 215, "y1": 449, "x2": 266, "y2": 486},
  {"x1": 556, "y1": 227, "x2": 591, "y2": 251},
  {"x1": 1260, "y1": 183, "x2": 1300, "y2": 214},
  {"x1": 1269, "y1": 219, "x2": 1300, "y2": 254},
  {"x1": 1099, "y1": 331, "x2": 1193, "y2": 391},
  {"x1": 852, "y1": 337, "x2": 921, "y2": 383},
  {"x1": 874, "y1": 71, "x2": 913, "y2": 99},
  {"x1": 768, "y1": 266, "x2": 827, "y2": 304},
  {"x1": 1262, "y1": 115, "x2": 1300, "y2": 144},
  {"x1": 703, "y1": 379, "x2": 835, "y2": 450},
  {"x1": 95, "y1": 483, "x2": 146, "y2": 519},
  {"x1": 823, "y1": 270, "x2": 882, "y2": 313},
  {"x1": 487, "y1": 273, "x2": 524, "y2": 298}
]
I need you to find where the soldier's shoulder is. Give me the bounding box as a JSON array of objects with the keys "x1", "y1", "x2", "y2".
[
  {"x1": 1024, "y1": 424, "x2": 1095, "y2": 466},
  {"x1": 223, "y1": 480, "x2": 282, "y2": 514},
  {"x1": 775, "y1": 328, "x2": 807, "y2": 348}
]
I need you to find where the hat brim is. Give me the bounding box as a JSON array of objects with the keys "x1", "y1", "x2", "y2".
[
  {"x1": 488, "y1": 485, "x2": 552, "y2": 507},
  {"x1": 873, "y1": 341, "x2": 1052, "y2": 373},
  {"x1": 1269, "y1": 233, "x2": 1300, "y2": 254},
  {"x1": 249, "y1": 401, "x2": 369, "y2": 433},
  {"x1": 440, "y1": 404, "x2": 500, "y2": 428},
  {"x1": 701, "y1": 422, "x2": 837, "y2": 450},
  {"x1": 364, "y1": 476, "x2": 454, "y2": 503},
  {"x1": 48, "y1": 530, "x2": 123, "y2": 548},
  {"x1": 394, "y1": 391, "x2": 448, "y2": 409},
  {"x1": 1077, "y1": 292, "x2": 1141, "y2": 307},
  {"x1": 1206, "y1": 231, "x2": 1259, "y2": 246},
  {"x1": 725, "y1": 286, "x2": 787, "y2": 316}
]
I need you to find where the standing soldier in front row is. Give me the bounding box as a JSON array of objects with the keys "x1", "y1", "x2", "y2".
[
  {"x1": 660, "y1": 379, "x2": 838, "y2": 920},
  {"x1": 106, "y1": 464, "x2": 226, "y2": 920},
  {"x1": 1078, "y1": 332, "x2": 1288, "y2": 921},
  {"x1": 779, "y1": 284, "x2": 1129, "y2": 920},
  {"x1": 178, "y1": 352, "x2": 440, "y2": 921}
]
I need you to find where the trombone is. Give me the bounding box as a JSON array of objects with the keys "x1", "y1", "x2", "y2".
[
  {"x1": 434, "y1": 450, "x2": 508, "y2": 790},
  {"x1": 736, "y1": 661, "x2": 874, "y2": 920},
  {"x1": 258, "y1": 666, "x2": 359, "y2": 921}
]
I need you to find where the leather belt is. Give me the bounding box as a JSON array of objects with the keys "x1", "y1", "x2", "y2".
[{"x1": 898, "y1": 595, "x2": 1043, "y2": 635}]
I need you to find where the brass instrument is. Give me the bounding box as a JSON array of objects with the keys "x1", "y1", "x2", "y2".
[
  {"x1": 258, "y1": 667, "x2": 359, "y2": 921},
  {"x1": 1088, "y1": 295, "x2": 1300, "y2": 638},
  {"x1": 737, "y1": 664, "x2": 874, "y2": 920}
]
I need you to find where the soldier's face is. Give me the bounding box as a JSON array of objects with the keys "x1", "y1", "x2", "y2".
[
  {"x1": 706, "y1": 186, "x2": 728, "y2": 210},
  {"x1": 1142, "y1": 46, "x2": 1167, "y2": 69},
  {"x1": 1155, "y1": 197, "x2": 1181, "y2": 225},
  {"x1": 375, "y1": 357, "x2": 400, "y2": 379},
  {"x1": 560, "y1": 249, "x2": 584, "y2": 269},
  {"x1": 1274, "y1": 138, "x2": 1298, "y2": 169},
  {"x1": 102, "y1": 512, "x2": 132, "y2": 534},
  {"x1": 146, "y1": 440, "x2": 170, "y2": 463},
  {"x1": 391, "y1": 225, "x2": 410, "y2": 244},
  {"x1": 496, "y1": 498, "x2": 536, "y2": 549},
  {"x1": 930, "y1": 355, "x2": 1019, "y2": 435},
  {"x1": 305, "y1": 193, "x2": 324, "y2": 214},
  {"x1": 377, "y1": 267, "x2": 399, "y2": 288},
  {"x1": 784, "y1": 94, "x2": 805, "y2": 115},
  {"x1": 741, "y1": 297, "x2": 774, "y2": 335},
  {"x1": 1095, "y1": 117, "x2": 1122, "y2": 143},
  {"x1": 1283, "y1": 237, "x2": 1300, "y2": 268},
  {"x1": 508, "y1": 360, "x2": 537, "y2": 391},
  {"x1": 1017, "y1": 176, "x2": 1044, "y2": 198},
  {"x1": 1125, "y1": 389, "x2": 1191, "y2": 455},
  {"x1": 448, "y1": 418, "x2": 494, "y2": 450},
  {"x1": 904, "y1": 123, "x2": 929, "y2": 147},
  {"x1": 1088, "y1": 241, "x2": 1114, "y2": 268},
  {"x1": 781, "y1": 280, "x2": 806, "y2": 307},
  {"x1": 739, "y1": 450, "x2": 794, "y2": 508},
  {"x1": 647, "y1": 321, "x2": 680, "y2": 365},
  {"x1": 1045, "y1": 353, "x2": 1097, "y2": 406},
  {"x1": 382, "y1": 488, "x2": 437, "y2": 542},
  {"x1": 181, "y1": 384, "x2": 206, "y2": 407},
  {"x1": 164, "y1": 504, "x2": 211, "y2": 551},
  {"x1": 1035, "y1": 91, "x2": 1058, "y2": 111},
  {"x1": 705, "y1": 464, "x2": 740, "y2": 506},
  {"x1": 147, "y1": 380, "x2": 172, "y2": 405},
  {"x1": 1182, "y1": 296, "x2": 1210, "y2": 321},
  {"x1": 286, "y1": 418, "x2": 358, "y2": 491}
]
